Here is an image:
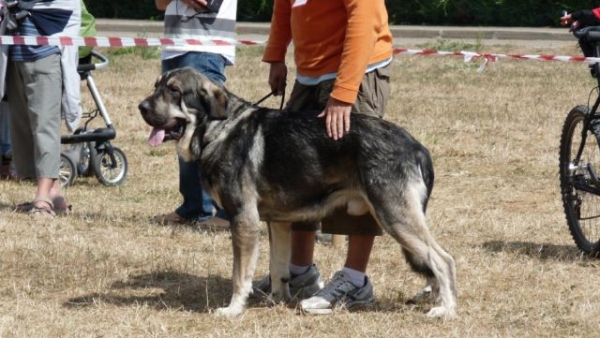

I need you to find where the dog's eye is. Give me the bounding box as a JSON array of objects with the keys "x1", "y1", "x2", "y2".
[{"x1": 168, "y1": 86, "x2": 182, "y2": 98}]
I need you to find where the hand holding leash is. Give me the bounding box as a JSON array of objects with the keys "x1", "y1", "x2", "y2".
[{"x1": 268, "y1": 61, "x2": 287, "y2": 96}]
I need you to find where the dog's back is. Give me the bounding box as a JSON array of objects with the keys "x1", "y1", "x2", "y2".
[{"x1": 200, "y1": 106, "x2": 433, "y2": 222}]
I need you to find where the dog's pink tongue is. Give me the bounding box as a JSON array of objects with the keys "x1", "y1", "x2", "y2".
[{"x1": 148, "y1": 128, "x2": 166, "y2": 147}]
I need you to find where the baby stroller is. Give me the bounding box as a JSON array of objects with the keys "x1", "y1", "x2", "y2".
[{"x1": 60, "y1": 51, "x2": 128, "y2": 187}]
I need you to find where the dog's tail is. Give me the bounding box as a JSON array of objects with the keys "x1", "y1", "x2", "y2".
[{"x1": 416, "y1": 147, "x2": 435, "y2": 212}]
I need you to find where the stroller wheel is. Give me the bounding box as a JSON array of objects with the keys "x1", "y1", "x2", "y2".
[
  {"x1": 92, "y1": 146, "x2": 128, "y2": 186},
  {"x1": 76, "y1": 142, "x2": 94, "y2": 177},
  {"x1": 59, "y1": 153, "x2": 77, "y2": 187}
]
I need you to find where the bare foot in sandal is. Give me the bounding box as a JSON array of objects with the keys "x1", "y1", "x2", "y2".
[
  {"x1": 14, "y1": 196, "x2": 71, "y2": 215},
  {"x1": 29, "y1": 197, "x2": 56, "y2": 219}
]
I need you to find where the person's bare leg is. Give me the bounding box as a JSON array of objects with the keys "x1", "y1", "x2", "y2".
[
  {"x1": 35, "y1": 178, "x2": 55, "y2": 200},
  {"x1": 290, "y1": 230, "x2": 315, "y2": 266},
  {"x1": 31, "y1": 177, "x2": 56, "y2": 210},
  {"x1": 344, "y1": 235, "x2": 375, "y2": 273},
  {"x1": 289, "y1": 233, "x2": 375, "y2": 271},
  {"x1": 35, "y1": 178, "x2": 65, "y2": 209}
]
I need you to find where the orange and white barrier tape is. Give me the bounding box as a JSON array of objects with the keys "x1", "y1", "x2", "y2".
[
  {"x1": 2, "y1": 35, "x2": 599, "y2": 70},
  {"x1": 0, "y1": 35, "x2": 262, "y2": 48},
  {"x1": 392, "y1": 47, "x2": 597, "y2": 63},
  {"x1": 392, "y1": 48, "x2": 600, "y2": 72}
]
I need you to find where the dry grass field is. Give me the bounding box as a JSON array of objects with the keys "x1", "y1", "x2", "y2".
[{"x1": 1, "y1": 36, "x2": 599, "y2": 337}]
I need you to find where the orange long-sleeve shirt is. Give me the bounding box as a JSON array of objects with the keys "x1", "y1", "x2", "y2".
[{"x1": 262, "y1": 0, "x2": 394, "y2": 104}]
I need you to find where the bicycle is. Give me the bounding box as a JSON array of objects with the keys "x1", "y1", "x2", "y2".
[{"x1": 559, "y1": 26, "x2": 600, "y2": 256}]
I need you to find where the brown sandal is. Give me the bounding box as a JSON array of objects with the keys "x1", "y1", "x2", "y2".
[
  {"x1": 14, "y1": 196, "x2": 72, "y2": 215},
  {"x1": 28, "y1": 197, "x2": 56, "y2": 219},
  {"x1": 14, "y1": 201, "x2": 34, "y2": 213}
]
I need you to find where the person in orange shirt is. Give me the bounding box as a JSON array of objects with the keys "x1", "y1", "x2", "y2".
[{"x1": 255, "y1": 0, "x2": 394, "y2": 314}]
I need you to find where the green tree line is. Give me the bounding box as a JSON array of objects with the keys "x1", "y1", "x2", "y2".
[{"x1": 87, "y1": 0, "x2": 599, "y2": 27}]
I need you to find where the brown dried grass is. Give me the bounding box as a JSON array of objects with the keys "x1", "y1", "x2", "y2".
[{"x1": 1, "y1": 39, "x2": 599, "y2": 337}]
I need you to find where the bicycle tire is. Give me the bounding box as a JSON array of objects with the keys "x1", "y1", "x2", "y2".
[
  {"x1": 92, "y1": 146, "x2": 128, "y2": 186},
  {"x1": 559, "y1": 105, "x2": 600, "y2": 256},
  {"x1": 59, "y1": 153, "x2": 77, "y2": 188}
]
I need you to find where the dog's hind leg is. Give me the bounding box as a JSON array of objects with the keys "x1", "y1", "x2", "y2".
[
  {"x1": 403, "y1": 247, "x2": 439, "y2": 305},
  {"x1": 268, "y1": 221, "x2": 292, "y2": 303},
  {"x1": 216, "y1": 208, "x2": 262, "y2": 318},
  {"x1": 386, "y1": 220, "x2": 457, "y2": 318},
  {"x1": 372, "y1": 184, "x2": 457, "y2": 318}
]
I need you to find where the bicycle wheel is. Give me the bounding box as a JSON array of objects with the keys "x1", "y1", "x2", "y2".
[
  {"x1": 59, "y1": 153, "x2": 77, "y2": 187},
  {"x1": 559, "y1": 105, "x2": 600, "y2": 256},
  {"x1": 92, "y1": 146, "x2": 128, "y2": 186}
]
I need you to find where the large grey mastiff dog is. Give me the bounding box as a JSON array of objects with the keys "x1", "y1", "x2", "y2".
[{"x1": 138, "y1": 67, "x2": 457, "y2": 318}]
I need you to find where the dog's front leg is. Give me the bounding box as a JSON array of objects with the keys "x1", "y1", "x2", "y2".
[
  {"x1": 268, "y1": 221, "x2": 292, "y2": 303},
  {"x1": 216, "y1": 211, "x2": 261, "y2": 318}
]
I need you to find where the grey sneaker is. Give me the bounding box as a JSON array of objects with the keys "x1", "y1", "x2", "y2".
[
  {"x1": 252, "y1": 264, "x2": 324, "y2": 300},
  {"x1": 300, "y1": 270, "x2": 374, "y2": 315}
]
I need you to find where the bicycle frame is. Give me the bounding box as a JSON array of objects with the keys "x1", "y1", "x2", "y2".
[
  {"x1": 570, "y1": 31, "x2": 600, "y2": 193},
  {"x1": 569, "y1": 100, "x2": 600, "y2": 195}
]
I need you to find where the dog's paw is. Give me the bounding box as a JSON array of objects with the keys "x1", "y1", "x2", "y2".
[
  {"x1": 215, "y1": 305, "x2": 244, "y2": 318},
  {"x1": 426, "y1": 306, "x2": 457, "y2": 319},
  {"x1": 407, "y1": 285, "x2": 434, "y2": 304},
  {"x1": 268, "y1": 291, "x2": 290, "y2": 304}
]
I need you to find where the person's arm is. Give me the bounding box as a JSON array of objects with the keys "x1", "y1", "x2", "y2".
[
  {"x1": 262, "y1": 0, "x2": 293, "y2": 96},
  {"x1": 262, "y1": 0, "x2": 292, "y2": 63},
  {"x1": 561, "y1": 8, "x2": 600, "y2": 30},
  {"x1": 320, "y1": 0, "x2": 389, "y2": 140},
  {"x1": 333, "y1": 0, "x2": 385, "y2": 104}
]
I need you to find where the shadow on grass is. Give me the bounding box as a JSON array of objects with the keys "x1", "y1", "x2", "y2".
[
  {"x1": 64, "y1": 271, "x2": 236, "y2": 313},
  {"x1": 0, "y1": 202, "x2": 16, "y2": 211},
  {"x1": 481, "y1": 240, "x2": 600, "y2": 262},
  {"x1": 62, "y1": 270, "x2": 415, "y2": 315}
]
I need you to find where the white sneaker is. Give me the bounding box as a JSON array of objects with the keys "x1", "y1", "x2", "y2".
[
  {"x1": 252, "y1": 264, "x2": 324, "y2": 300},
  {"x1": 300, "y1": 270, "x2": 374, "y2": 315}
]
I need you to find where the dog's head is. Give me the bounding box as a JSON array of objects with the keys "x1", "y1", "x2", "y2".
[{"x1": 138, "y1": 67, "x2": 229, "y2": 161}]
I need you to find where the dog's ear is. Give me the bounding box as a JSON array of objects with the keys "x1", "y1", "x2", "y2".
[
  {"x1": 210, "y1": 87, "x2": 228, "y2": 119},
  {"x1": 198, "y1": 79, "x2": 229, "y2": 119},
  {"x1": 154, "y1": 74, "x2": 163, "y2": 88}
]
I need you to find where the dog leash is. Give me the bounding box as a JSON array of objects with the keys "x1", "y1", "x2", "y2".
[{"x1": 253, "y1": 91, "x2": 285, "y2": 111}]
